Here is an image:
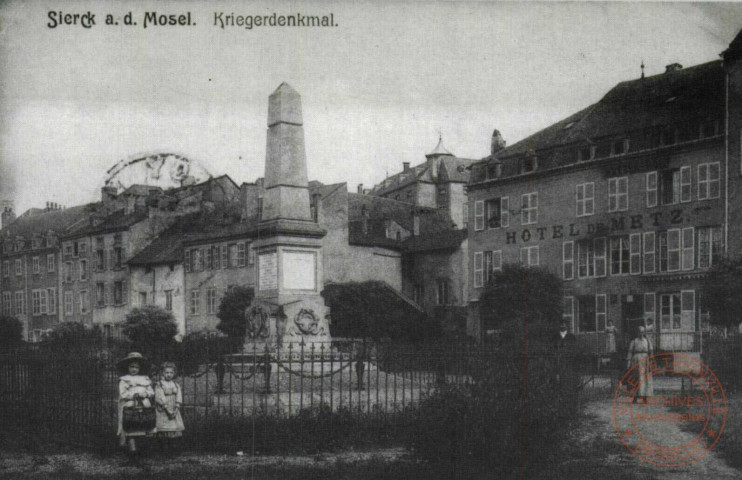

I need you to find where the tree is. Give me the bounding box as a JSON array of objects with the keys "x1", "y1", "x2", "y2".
[
  {"x1": 216, "y1": 286, "x2": 254, "y2": 340},
  {"x1": 44, "y1": 321, "x2": 101, "y2": 347},
  {"x1": 122, "y1": 305, "x2": 178, "y2": 364},
  {"x1": 701, "y1": 257, "x2": 742, "y2": 331},
  {"x1": 0, "y1": 315, "x2": 23, "y2": 351},
  {"x1": 479, "y1": 264, "x2": 563, "y2": 344}
]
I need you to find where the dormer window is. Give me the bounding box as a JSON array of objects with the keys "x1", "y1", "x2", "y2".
[
  {"x1": 32, "y1": 237, "x2": 42, "y2": 249},
  {"x1": 486, "y1": 163, "x2": 502, "y2": 180},
  {"x1": 700, "y1": 120, "x2": 720, "y2": 139},
  {"x1": 522, "y1": 155, "x2": 537, "y2": 174},
  {"x1": 610, "y1": 139, "x2": 629, "y2": 156},
  {"x1": 578, "y1": 145, "x2": 596, "y2": 162}
]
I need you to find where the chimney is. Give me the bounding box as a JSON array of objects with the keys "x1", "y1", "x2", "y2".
[
  {"x1": 357, "y1": 183, "x2": 364, "y2": 194},
  {"x1": 491, "y1": 129, "x2": 506, "y2": 156},
  {"x1": 403, "y1": 162, "x2": 410, "y2": 173},
  {"x1": 665, "y1": 63, "x2": 683, "y2": 73}
]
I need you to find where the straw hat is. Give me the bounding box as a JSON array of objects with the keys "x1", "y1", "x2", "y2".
[{"x1": 117, "y1": 352, "x2": 148, "y2": 370}]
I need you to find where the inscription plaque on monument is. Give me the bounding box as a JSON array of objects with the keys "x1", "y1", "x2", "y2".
[
  {"x1": 258, "y1": 252, "x2": 278, "y2": 291},
  {"x1": 282, "y1": 251, "x2": 316, "y2": 290}
]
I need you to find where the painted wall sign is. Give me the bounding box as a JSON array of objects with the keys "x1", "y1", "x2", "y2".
[
  {"x1": 258, "y1": 252, "x2": 278, "y2": 291},
  {"x1": 502, "y1": 209, "x2": 697, "y2": 244}
]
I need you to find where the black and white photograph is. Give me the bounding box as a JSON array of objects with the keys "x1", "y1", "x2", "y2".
[{"x1": 2, "y1": 1, "x2": 742, "y2": 478}]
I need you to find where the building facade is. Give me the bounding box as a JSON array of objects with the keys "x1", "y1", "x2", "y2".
[{"x1": 467, "y1": 46, "x2": 742, "y2": 349}]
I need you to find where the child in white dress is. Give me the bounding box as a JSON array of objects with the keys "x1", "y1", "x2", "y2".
[
  {"x1": 117, "y1": 352, "x2": 156, "y2": 454},
  {"x1": 155, "y1": 362, "x2": 185, "y2": 447}
]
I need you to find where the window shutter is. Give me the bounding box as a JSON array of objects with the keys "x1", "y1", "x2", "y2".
[
  {"x1": 122, "y1": 280, "x2": 128, "y2": 304},
  {"x1": 680, "y1": 290, "x2": 695, "y2": 331},
  {"x1": 474, "y1": 201, "x2": 484, "y2": 231},
  {"x1": 680, "y1": 166, "x2": 691, "y2": 203},
  {"x1": 501, "y1": 197, "x2": 509, "y2": 227},
  {"x1": 473, "y1": 252, "x2": 483, "y2": 288}
]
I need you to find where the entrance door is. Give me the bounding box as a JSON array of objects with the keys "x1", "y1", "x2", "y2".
[{"x1": 660, "y1": 293, "x2": 682, "y2": 351}]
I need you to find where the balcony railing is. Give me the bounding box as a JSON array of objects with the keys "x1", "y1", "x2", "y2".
[{"x1": 576, "y1": 331, "x2": 701, "y2": 355}]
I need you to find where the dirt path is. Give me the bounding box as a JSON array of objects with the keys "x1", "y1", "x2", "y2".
[{"x1": 546, "y1": 398, "x2": 740, "y2": 480}]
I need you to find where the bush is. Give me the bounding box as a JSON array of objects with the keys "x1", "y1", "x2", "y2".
[
  {"x1": 0, "y1": 315, "x2": 23, "y2": 351},
  {"x1": 43, "y1": 322, "x2": 103, "y2": 353},
  {"x1": 409, "y1": 350, "x2": 576, "y2": 476},
  {"x1": 701, "y1": 257, "x2": 742, "y2": 330},
  {"x1": 122, "y1": 305, "x2": 178, "y2": 368},
  {"x1": 178, "y1": 329, "x2": 240, "y2": 376},
  {"x1": 216, "y1": 286, "x2": 254, "y2": 340}
]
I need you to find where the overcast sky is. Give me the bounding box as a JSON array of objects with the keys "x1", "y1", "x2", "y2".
[{"x1": 2, "y1": 1, "x2": 742, "y2": 214}]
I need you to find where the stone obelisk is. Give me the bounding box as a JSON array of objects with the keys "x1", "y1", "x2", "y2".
[{"x1": 246, "y1": 83, "x2": 330, "y2": 351}]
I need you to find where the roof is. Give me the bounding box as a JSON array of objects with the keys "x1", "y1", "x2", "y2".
[
  {"x1": 370, "y1": 155, "x2": 477, "y2": 197},
  {"x1": 321, "y1": 281, "x2": 433, "y2": 341},
  {"x1": 426, "y1": 137, "x2": 453, "y2": 157},
  {"x1": 122, "y1": 185, "x2": 163, "y2": 197},
  {"x1": 0, "y1": 203, "x2": 98, "y2": 241},
  {"x1": 66, "y1": 209, "x2": 149, "y2": 237},
  {"x1": 404, "y1": 228, "x2": 467, "y2": 252},
  {"x1": 498, "y1": 60, "x2": 724, "y2": 159},
  {"x1": 309, "y1": 181, "x2": 345, "y2": 200}
]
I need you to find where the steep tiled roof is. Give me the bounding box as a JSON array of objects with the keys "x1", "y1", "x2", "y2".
[
  {"x1": 66, "y1": 209, "x2": 149, "y2": 237},
  {"x1": 498, "y1": 60, "x2": 724, "y2": 159},
  {"x1": 0, "y1": 203, "x2": 98, "y2": 240},
  {"x1": 348, "y1": 193, "x2": 414, "y2": 231}
]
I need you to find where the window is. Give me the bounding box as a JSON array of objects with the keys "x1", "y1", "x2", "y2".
[
  {"x1": 205, "y1": 246, "x2": 213, "y2": 270},
  {"x1": 520, "y1": 246, "x2": 539, "y2": 267},
  {"x1": 221, "y1": 245, "x2": 229, "y2": 269},
  {"x1": 522, "y1": 155, "x2": 537, "y2": 173},
  {"x1": 2, "y1": 260, "x2": 8, "y2": 278},
  {"x1": 113, "y1": 247, "x2": 123, "y2": 269},
  {"x1": 486, "y1": 197, "x2": 509, "y2": 228},
  {"x1": 484, "y1": 250, "x2": 502, "y2": 283},
  {"x1": 64, "y1": 262, "x2": 72, "y2": 282},
  {"x1": 96, "y1": 248, "x2": 105, "y2": 271},
  {"x1": 15, "y1": 259, "x2": 22, "y2": 276},
  {"x1": 644, "y1": 293, "x2": 656, "y2": 331},
  {"x1": 47, "y1": 254, "x2": 55, "y2": 272},
  {"x1": 207, "y1": 287, "x2": 218, "y2": 314},
  {"x1": 577, "y1": 240, "x2": 594, "y2": 278},
  {"x1": 14, "y1": 291, "x2": 25, "y2": 316},
  {"x1": 32, "y1": 290, "x2": 41, "y2": 315},
  {"x1": 47, "y1": 288, "x2": 56, "y2": 314},
  {"x1": 73, "y1": 241, "x2": 79, "y2": 257},
  {"x1": 682, "y1": 227, "x2": 694, "y2": 271},
  {"x1": 698, "y1": 163, "x2": 720, "y2": 200},
  {"x1": 608, "y1": 177, "x2": 628, "y2": 212},
  {"x1": 698, "y1": 226, "x2": 722, "y2": 269},
  {"x1": 474, "y1": 201, "x2": 484, "y2": 231},
  {"x1": 193, "y1": 249, "x2": 202, "y2": 271},
  {"x1": 646, "y1": 171, "x2": 658, "y2": 207},
  {"x1": 436, "y1": 280, "x2": 450, "y2": 305},
  {"x1": 413, "y1": 284, "x2": 423, "y2": 304},
  {"x1": 611, "y1": 139, "x2": 629, "y2": 156},
  {"x1": 610, "y1": 237, "x2": 630, "y2": 275},
  {"x1": 190, "y1": 290, "x2": 200, "y2": 315},
  {"x1": 668, "y1": 229, "x2": 681, "y2": 272},
  {"x1": 680, "y1": 166, "x2": 691, "y2": 202},
  {"x1": 486, "y1": 163, "x2": 502, "y2": 179},
  {"x1": 596, "y1": 294, "x2": 607, "y2": 332},
  {"x1": 165, "y1": 290, "x2": 173, "y2": 311},
  {"x1": 700, "y1": 120, "x2": 720, "y2": 139},
  {"x1": 96, "y1": 283, "x2": 105, "y2": 307},
  {"x1": 64, "y1": 244, "x2": 73, "y2": 258},
  {"x1": 681, "y1": 290, "x2": 695, "y2": 331},
  {"x1": 79, "y1": 291, "x2": 89, "y2": 314},
  {"x1": 563, "y1": 241, "x2": 574, "y2": 280},
  {"x1": 139, "y1": 292, "x2": 147, "y2": 306},
  {"x1": 577, "y1": 296, "x2": 596, "y2": 332},
  {"x1": 229, "y1": 244, "x2": 238, "y2": 268},
  {"x1": 521, "y1": 192, "x2": 538, "y2": 225},
  {"x1": 592, "y1": 238, "x2": 606, "y2": 277},
  {"x1": 643, "y1": 232, "x2": 656, "y2": 274},
  {"x1": 2, "y1": 292, "x2": 11, "y2": 316},
  {"x1": 578, "y1": 145, "x2": 595, "y2": 162},
  {"x1": 114, "y1": 281, "x2": 125, "y2": 305},
  {"x1": 660, "y1": 293, "x2": 682, "y2": 330},
  {"x1": 576, "y1": 183, "x2": 594, "y2": 217},
  {"x1": 630, "y1": 233, "x2": 642, "y2": 275},
  {"x1": 64, "y1": 291, "x2": 73, "y2": 316},
  {"x1": 79, "y1": 260, "x2": 88, "y2": 281},
  {"x1": 184, "y1": 250, "x2": 191, "y2": 273},
  {"x1": 248, "y1": 243, "x2": 255, "y2": 265},
  {"x1": 79, "y1": 242, "x2": 87, "y2": 255},
  {"x1": 563, "y1": 296, "x2": 575, "y2": 331},
  {"x1": 474, "y1": 252, "x2": 484, "y2": 288},
  {"x1": 32, "y1": 257, "x2": 40, "y2": 274},
  {"x1": 660, "y1": 169, "x2": 680, "y2": 205}
]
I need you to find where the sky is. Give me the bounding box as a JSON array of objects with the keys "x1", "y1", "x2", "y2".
[{"x1": 2, "y1": 1, "x2": 742, "y2": 214}]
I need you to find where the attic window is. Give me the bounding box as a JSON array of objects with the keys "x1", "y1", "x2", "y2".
[
  {"x1": 564, "y1": 122, "x2": 576, "y2": 130},
  {"x1": 578, "y1": 145, "x2": 596, "y2": 162},
  {"x1": 610, "y1": 139, "x2": 629, "y2": 156},
  {"x1": 486, "y1": 163, "x2": 502, "y2": 180},
  {"x1": 700, "y1": 120, "x2": 720, "y2": 139},
  {"x1": 665, "y1": 96, "x2": 677, "y2": 103},
  {"x1": 521, "y1": 155, "x2": 537, "y2": 174}
]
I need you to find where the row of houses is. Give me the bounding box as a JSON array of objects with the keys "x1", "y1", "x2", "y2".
[{"x1": 4, "y1": 29, "x2": 742, "y2": 349}]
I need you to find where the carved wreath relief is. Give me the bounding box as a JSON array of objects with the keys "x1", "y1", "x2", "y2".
[{"x1": 291, "y1": 308, "x2": 325, "y2": 337}]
